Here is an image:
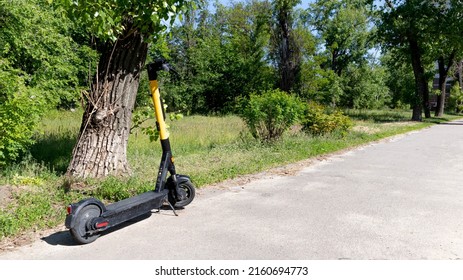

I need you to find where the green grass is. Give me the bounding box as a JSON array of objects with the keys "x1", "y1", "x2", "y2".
[{"x1": 0, "y1": 108, "x2": 462, "y2": 241}]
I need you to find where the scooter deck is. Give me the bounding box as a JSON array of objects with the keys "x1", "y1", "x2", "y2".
[{"x1": 102, "y1": 190, "x2": 168, "y2": 227}]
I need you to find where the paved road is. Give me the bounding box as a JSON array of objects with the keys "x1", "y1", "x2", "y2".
[{"x1": 2, "y1": 120, "x2": 463, "y2": 260}]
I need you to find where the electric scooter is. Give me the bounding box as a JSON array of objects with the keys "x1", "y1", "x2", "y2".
[{"x1": 65, "y1": 59, "x2": 195, "y2": 244}]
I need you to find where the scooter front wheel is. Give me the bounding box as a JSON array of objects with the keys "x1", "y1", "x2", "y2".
[
  {"x1": 70, "y1": 204, "x2": 101, "y2": 244},
  {"x1": 170, "y1": 181, "x2": 196, "y2": 208}
]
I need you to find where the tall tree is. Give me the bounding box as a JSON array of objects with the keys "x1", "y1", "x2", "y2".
[
  {"x1": 271, "y1": 0, "x2": 301, "y2": 92},
  {"x1": 163, "y1": 0, "x2": 274, "y2": 113},
  {"x1": 435, "y1": 52, "x2": 456, "y2": 117},
  {"x1": 56, "y1": 0, "x2": 197, "y2": 178},
  {"x1": 378, "y1": 0, "x2": 438, "y2": 120},
  {"x1": 428, "y1": 0, "x2": 463, "y2": 117},
  {"x1": 308, "y1": 0, "x2": 373, "y2": 76},
  {"x1": 307, "y1": 0, "x2": 388, "y2": 108}
]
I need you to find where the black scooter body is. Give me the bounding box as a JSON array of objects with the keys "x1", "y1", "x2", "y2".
[
  {"x1": 65, "y1": 190, "x2": 167, "y2": 231},
  {"x1": 65, "y1": 60, "x2": 195, "y2": 244}
]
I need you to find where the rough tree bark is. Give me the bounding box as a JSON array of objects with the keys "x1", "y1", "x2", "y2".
[
  {"x1": 67, "y1": 26, "x2": 148, "y2": 178},
  {"x1": 408, "y1": 33, "x2": 430, "y2": 121},
  {"x1": 276, "y1": 1, "x2": 297, "y2": 92},
  {"x1": 435, "y1": 52, "x2": 455, "y2": 117}
]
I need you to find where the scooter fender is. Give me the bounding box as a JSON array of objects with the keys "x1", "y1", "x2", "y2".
[
  {"x1": 65, "y1": 198, "x2": 106, "y2": 229},
  {"x1": 166, "y1": 174, "x2": 191, "y2": 187},
  {"x1": 176, "y1": 174, "x2": 192, "y2": 184},
  {"x1": 167, "y1": 174, "x2": 192, "y2": 202}
]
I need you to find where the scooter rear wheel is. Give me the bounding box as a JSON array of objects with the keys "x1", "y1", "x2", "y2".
[
  {"x1": 70, "y1": 204, "x2": 101, "y2": 244},
  {"x1": 170, "y1": 181, "x2": 196, "y2": 208}
]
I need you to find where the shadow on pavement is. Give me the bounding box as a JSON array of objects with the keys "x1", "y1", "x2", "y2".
[
  {"x1": 41, "y1": 212, "x2": 158, "y2": 246},
  {"x1": 438, "y1": 120, "x2": 463, "y2": 125}
]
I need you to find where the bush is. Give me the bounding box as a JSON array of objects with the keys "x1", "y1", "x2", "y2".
[
  {"x1": 301, "y1": 102, "x2": 352, "y2": 136},
  {"x1": 448, "y1": 84, "x2": 463, "y2": 113},
  {"x1": 241, "y1": 89, "x2": 303, "y2": 141},
  {"x1": 0, "y1": 0, "x2": 98, "y2": 109},
  {"x1": 0, "y1": 59, "x2": 44, "y2": 166}
]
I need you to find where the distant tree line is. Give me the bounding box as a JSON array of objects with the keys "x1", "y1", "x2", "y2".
[{"x1": 136, "y1": 0, "x2": 463, "y2": 121}]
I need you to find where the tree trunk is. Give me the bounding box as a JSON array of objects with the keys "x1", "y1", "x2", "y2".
[
  {"x1": 458, "y1": 60, "x2": 463, "y2": 90},
  {"x1": 435, "y1": 57, "x2": 447, "y2": 117},
  {"x1": 435, "y1": 52, "x2": 456, "y2": 117},
  {"x1": 408, "y1": 34, "x2": 429, "y2": 121},
  {"x1": 67, "y1": 28, "x2": 148, "y2": 178},
  {"x1": 276, "y1": 2, "x2": 295, "y2": 92}
]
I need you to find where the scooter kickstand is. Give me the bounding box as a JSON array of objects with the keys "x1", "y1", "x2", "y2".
[{"x1": 167, "y1": 200, "x2": 178, "y2": 216}]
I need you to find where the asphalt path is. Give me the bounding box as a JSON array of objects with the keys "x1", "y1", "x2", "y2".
[{"x1": 1, "y1": 120, "x2": 463, "y2": 260}]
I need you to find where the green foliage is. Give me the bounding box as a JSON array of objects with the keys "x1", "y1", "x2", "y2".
[
  {"x1": 241, "y1": 89, "x2": 303, "y2": 141},
  {"x1": 301, "y1": 101, "x2": 352, "y2": 136},
  {"x1": 55, "y1": 0, "x2": 199, "y2": 42},
  {"x1": 311, "y1": 69, "x2": 345, "y2": 106},
  {"x1": 0, "y1": 59, "x2": 44, "y2": 166},
  {"x1": 308, "y1": 0, "x2": 373, "y2": 76},
  {"x1": 341, "y1": 64, "x2": 391, "y2": 109},
  {"x1": 298, "y1": 50, "x2": 333, "y2": 102},
  {"x1": 131, "y1": 107, "x2": 159, "y2": 141},
  {"x1": 381, "y1": 51, "x2": 415, "y2": 109},
  {"x1": 0, "y1": 0, "x2": 97, "y2": 109},
  {"x1": 376, "y1": 0, "x2": 463, "y2": 118},
  {"x1": 448, "y1": 83, "x2": 463, "y2": 113},
  {"x1": 131, "y1": 103, "x2": 183, "y2": 142},
  {"x1": 0, "y1": 0, "x2": 96, "y2": 165},
  {"x1": 151, "y1": 0, "x2": 275, "y2": 114},
  {"x1": 303, "y1": 0, "x2": 391, "y2": 110}
]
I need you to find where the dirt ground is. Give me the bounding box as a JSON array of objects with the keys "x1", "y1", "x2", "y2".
[{"x1": 0, "y1": 186, "x2": 13, "y2": 209}]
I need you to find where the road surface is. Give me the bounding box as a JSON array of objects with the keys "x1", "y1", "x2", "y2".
[{"x1": 1, "y1": 120, "x2": 463, "y2": 260}]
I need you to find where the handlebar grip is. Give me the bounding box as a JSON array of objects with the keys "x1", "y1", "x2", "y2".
[{"x1": 147, "y1": 59, "x2": 180, "y2": 80}]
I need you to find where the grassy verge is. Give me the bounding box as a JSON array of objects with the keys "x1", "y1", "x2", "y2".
[{"x1": 0, "y1": 109, "x2": 461, "y2": 242}]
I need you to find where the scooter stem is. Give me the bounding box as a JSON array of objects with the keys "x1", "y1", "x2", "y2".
[{"x1": 147, "y1": 60, "x2": 185, "y2": 201}]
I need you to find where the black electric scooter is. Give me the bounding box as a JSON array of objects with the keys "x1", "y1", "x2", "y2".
[{"x1": 65, "y1": 59, "x2": 195, "y2": 244}]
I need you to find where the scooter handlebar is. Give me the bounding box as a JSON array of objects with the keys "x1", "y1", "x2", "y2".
[{"x1": 147, "y1": 59, "x2": 180, "y2": 80}]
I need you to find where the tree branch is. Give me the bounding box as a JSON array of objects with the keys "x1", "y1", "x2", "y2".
[{"x1": 385, "y1": 0, "x2": 394, "y2": 9}]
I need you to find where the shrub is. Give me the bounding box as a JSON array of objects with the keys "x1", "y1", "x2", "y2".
[
  {"x1": 241, "y1": 89, "x2": 303, "y2": 141},
  {"x1": 448, "y1": 83, "x2": 463, "y2": 113},
  {"x1": 301, "y1": 102, "x2": 352, "y2": 136},
  {"x1": 0, "y1": 59, "x2": 44, "y2": 166}
]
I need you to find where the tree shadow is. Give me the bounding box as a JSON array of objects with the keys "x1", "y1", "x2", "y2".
[
  {"x1": 425, "y1": 117, "x2": 452, "y2": 124},
  {"x1": 437, "y1": 119, "x2": 463, "y2": 125},
  {"x1": 30, "y1": 132, "x2": 77, "y2": 174},
  {"x1": 346, "y1": 111, "x2": 410, "y2": 123}
]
